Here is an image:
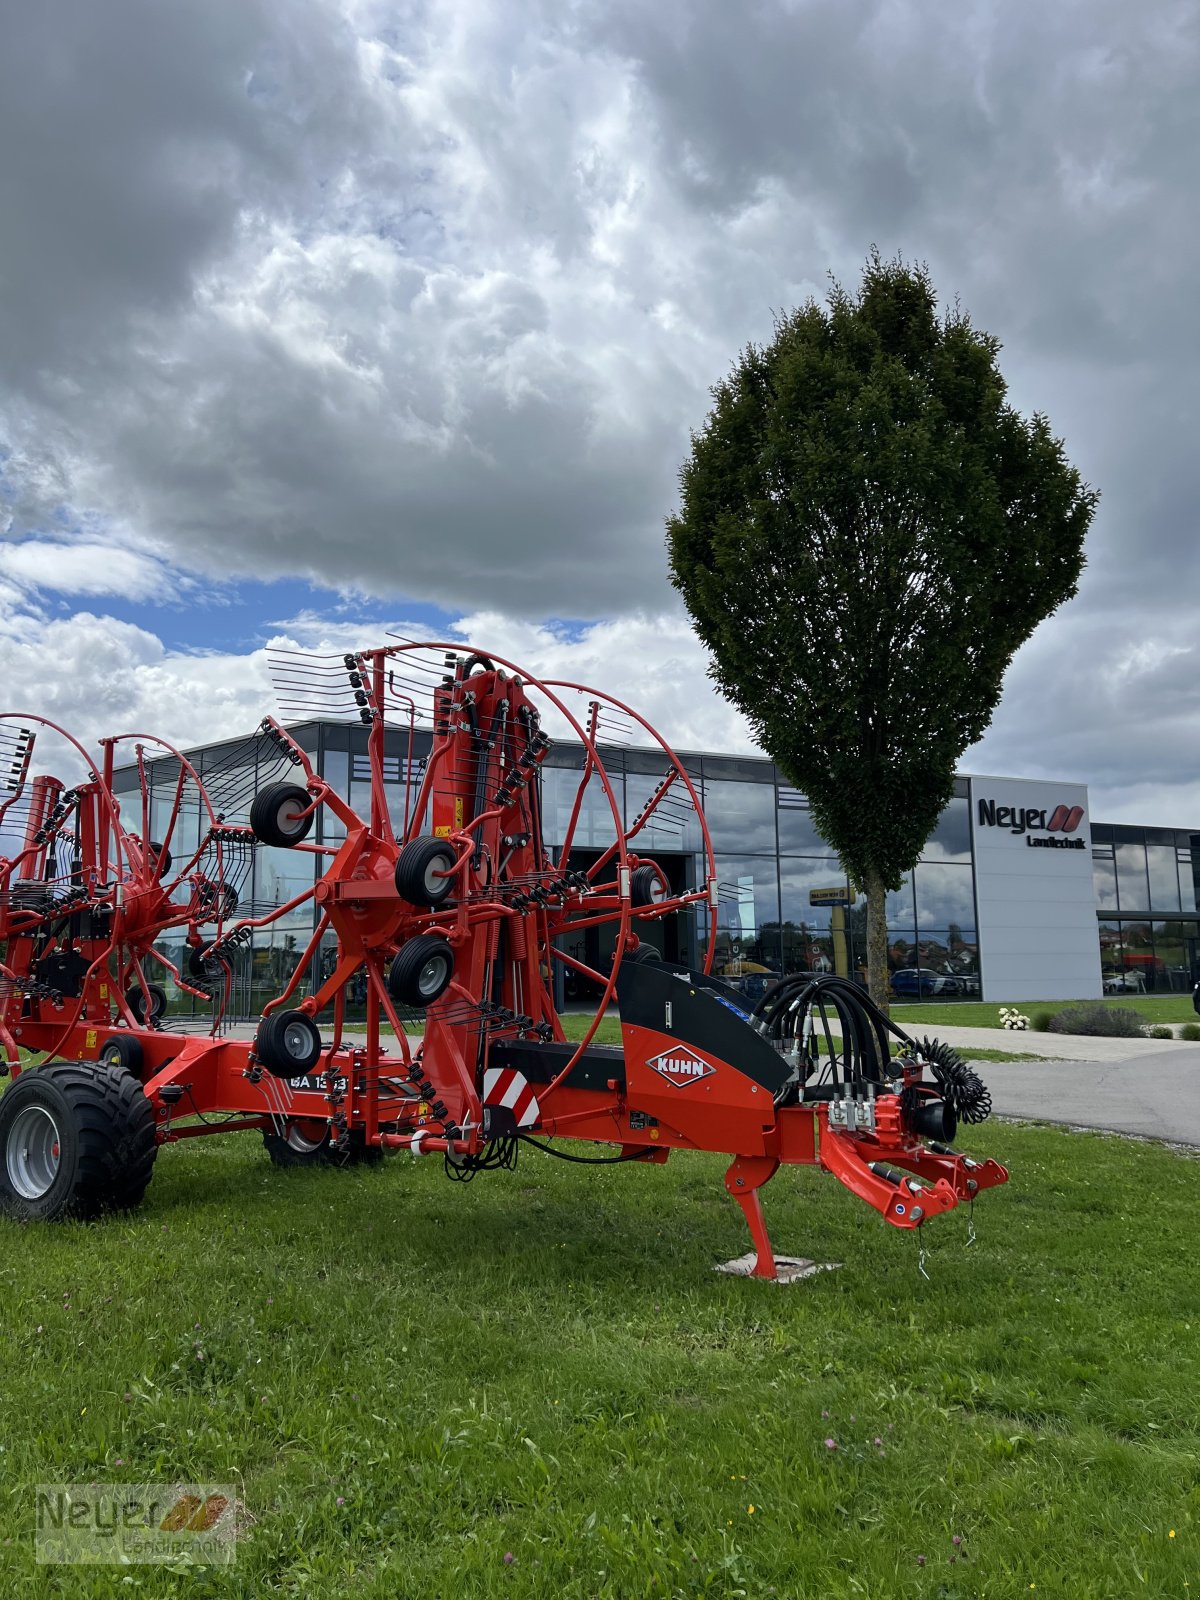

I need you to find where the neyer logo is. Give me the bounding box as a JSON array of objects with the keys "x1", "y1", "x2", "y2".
[
  {"x1": 646, "y1": 1047, "x2": 716, "y2": 1088},
  {"x1": 976, "y1": 797, "x2": 1086, "y2": 850}
]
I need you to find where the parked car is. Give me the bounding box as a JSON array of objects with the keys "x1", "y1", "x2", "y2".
[{"x1": 890, "y1": 968, "x2": 961, "y2": 999}]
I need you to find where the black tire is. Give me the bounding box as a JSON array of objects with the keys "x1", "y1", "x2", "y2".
[
  {"x1": 625, "y1": 943, "x2": 661, "y2": 965},
  {"x1": 262, "y1": 1123, "x2": 383, "y2": 1168},
  {"x1": 99, "y1": 1036, "x2": 144, "y2": 1078},
  {"x1": 148, "y1": 840, "x2": 172, "y2": 877},
  {"x1": 262, "y1": 1118, "x2": 333, "y2": 1167},
  {"x1": 0, "y1": 1062, "x2": 157, "y2": 1221},
  {"x1": 394, "y1": 837, "x2": 458, "y2": 907},
  {"x1": 387, "y1": 936, "x2": 455, "y2": 1007},
  {"x1": 631, "y1": 863, "x2": 668, "y2": 908},
  {"x1": 186, "y1": 946, "x2": 222, "y2": 986},
  {"x1": 255, "y1": 1010, "x2": 322, "y2": 1078},
  {"x1": 249, "y1": 784, "x2": 314, "y2": 848},
  {"x1": 126, "y1": 984, "x2": 167, "y2": 1025}
]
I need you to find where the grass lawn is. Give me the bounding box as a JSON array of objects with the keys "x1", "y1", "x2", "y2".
[
  {"x1": 0, "y1": 1115, "x2": 1196, "y2": 1597},
  {"x1": 894, "y1": 994, "x2": 1200, "y2": 1029}
]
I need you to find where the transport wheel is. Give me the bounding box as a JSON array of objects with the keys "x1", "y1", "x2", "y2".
[
  {"x1": 631, "y1": 863, "x2": 669, "y2": 908},
  {"x1": 99, "y1": 1035, "x2": 144, "y2": 1078},
  {"x1": 126, "y1": 983, "x2": 167, "y2": 1025},
  {"x1": 255, "y1": 1010, "x2": 323, "y2": 1078},
  {"x1": 262, "y1": 1122, "x2": 383, "y2": 1168},
  {"x1": 262, "y1": 1118, "x2": 333, "y2": 1166},
  {"x1": 186, "y1": 946, "x2": 223, "y2": 986},
  {"x1": 249, "y1": 783, "x2": 314, "y2": 848},
  {"x1": 625, "y1": 942, "x2": 662, "y2": 965},
  {"x1": 387, "y1": 935, "x2": 455, "y2": 1007},
  {"x1": 0, "y1": 1062, "x2": 157, "y2": 1221},
  {"x1": 394, "y1": 837, "x2": 458, "y2": 907}
]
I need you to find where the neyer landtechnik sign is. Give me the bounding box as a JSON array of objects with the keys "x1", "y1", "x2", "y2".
[{"x1": 975, "y1": 797, "x2": 1086, "y2": 851}]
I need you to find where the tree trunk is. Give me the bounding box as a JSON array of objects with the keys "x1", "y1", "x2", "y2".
[{"x1": 863, "y1": 865, "x2": 890, "y2": 1016}]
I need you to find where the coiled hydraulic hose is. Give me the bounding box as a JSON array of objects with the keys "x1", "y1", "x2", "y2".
[{"x1": 751, "y1": 973, "x2": 991, "y2": 1122}]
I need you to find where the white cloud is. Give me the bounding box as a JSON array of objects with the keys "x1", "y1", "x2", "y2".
[{"x1": 0, "y1": 0, "x2": 1198, "y2": 825}]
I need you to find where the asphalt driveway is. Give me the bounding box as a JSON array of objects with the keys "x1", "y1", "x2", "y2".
[{"x1": 969, "y1": 1047, "x2": 1200, "y2": 1146}]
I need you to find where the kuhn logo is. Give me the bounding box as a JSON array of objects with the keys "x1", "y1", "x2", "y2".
[
  {"x1": 976, "y1": 797, "x2": 1086, "y2": 850},
  {"x1": 646, "y1": 1047, "x2": 716, "y2": 1088}
]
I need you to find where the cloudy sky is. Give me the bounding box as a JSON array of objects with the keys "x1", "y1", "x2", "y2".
[{"x1": 1, "y1": 0, "x2": 1197, "y2": 824}]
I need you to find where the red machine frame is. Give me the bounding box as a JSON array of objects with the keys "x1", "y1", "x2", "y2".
[{"x1": 0, "y1": 644, "x2": 1006, "y2": 1275}]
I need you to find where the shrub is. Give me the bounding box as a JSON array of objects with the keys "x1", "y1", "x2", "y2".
[
  {"x1": 1047, "y1": 1003, "x2": 1148, "y2": 1037},
  {"x1": 1147, "y1": 1024, "x2": 1174, "y2": 1040},
  {"x1": 1180, "y1": 1022, "x2": 1200, "y2": 1043},
  {"x1": 1030, "y1": 1011, "x2": 1052, "y2": 1032}
]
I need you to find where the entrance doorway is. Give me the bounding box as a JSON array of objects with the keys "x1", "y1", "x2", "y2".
[{"x1": 554, "y1": 849, "x2": 695, "y2": 1007}]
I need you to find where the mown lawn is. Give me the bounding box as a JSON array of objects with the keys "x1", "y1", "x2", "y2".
[
  {"x1": 894, "y1": 995, "x2": 1200, "y2": 1029},
  {"x1": 0, "y1": 1117, "x2": 1196, "y2": 1598}
]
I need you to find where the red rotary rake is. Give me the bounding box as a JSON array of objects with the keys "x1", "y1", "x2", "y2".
[{"x1": 0, "y1": 643, "x2": 1006, "y2": 1276}]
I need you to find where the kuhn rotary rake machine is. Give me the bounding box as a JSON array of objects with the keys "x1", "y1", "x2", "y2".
[{"x1": 0, "y1": 643, "x2": 1006, "y2": 1275}]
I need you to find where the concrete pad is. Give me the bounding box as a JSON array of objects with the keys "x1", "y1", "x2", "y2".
[{"x1": 714, "y1": 1253, "x2": 842, "y2": 1283}]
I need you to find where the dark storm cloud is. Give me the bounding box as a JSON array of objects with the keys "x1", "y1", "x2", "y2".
[{"x1": 0, "y1": 0, "x2": 1198, "y2": 815}]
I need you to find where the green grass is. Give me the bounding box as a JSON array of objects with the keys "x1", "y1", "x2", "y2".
[
  {"x1": 0, "y1": 1121, "x2": 1197, "y2": 1597},
  {"x1": 894, "y1": 995, "x2": 1200, "y2": 1029}
]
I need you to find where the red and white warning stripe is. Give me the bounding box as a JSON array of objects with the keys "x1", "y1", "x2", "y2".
[{"x1": 483, "y1": 1067, "x2": 540, "y2": 1128}]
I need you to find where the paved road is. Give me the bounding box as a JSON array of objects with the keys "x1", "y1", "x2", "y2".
[{"x1": 968, "y1": 1048, "x2": 1200, "y2": 1146}]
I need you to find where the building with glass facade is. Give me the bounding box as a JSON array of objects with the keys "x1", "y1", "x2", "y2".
[{"x1": 115, "y1": 719, "x2": 1200, "y2": 1014}]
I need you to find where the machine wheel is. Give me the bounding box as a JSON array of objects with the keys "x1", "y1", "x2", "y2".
[
  {"x1": 99, "y1": 1035, "x2": 144, "y2": 1078},
  {"x1": 148, "y1": 840, "x2": 172, "y2": 876},
  {"x1": 186, "y1": 946, "x2": 223, "y2": 986},
  {"x1": 262, "y1": 1122, "x2": 383, "y2": 1168},
  {"x1": 631, "y1": 863, "x2": 668, "y2": 908},
  {"x1": 255, "y1": 1010, "x2": 323, "y2": 1077},
  {"x1": 262, "y1": 1118, "x2": 333, "y2": 1166},
  {"x1": 625, "y1": 943, "x2": 661, "y2": 965},
  {"x1": 394, "y1": 837, "x2": 458, "y2": 907},
  {"x1": 0, "y1": 1062, "x2": 157, "y2": 1221},
  {"x1": 249, "y1": 783, "x2": 314, "y2": 848},
  {"x1": 126, "y1": 983, "x2": 167, "y2": 1025},
  {"x1": 387, "y1": 936, "x2": 455, "y2": 1007}
]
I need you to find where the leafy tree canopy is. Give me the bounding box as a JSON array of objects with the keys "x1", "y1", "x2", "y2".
[{"x1": 668, "y1": 251, "x2": 1097, "y2": 900}]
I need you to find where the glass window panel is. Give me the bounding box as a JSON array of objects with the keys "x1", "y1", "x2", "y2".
[
  {"x1": 920, "y1": 796, "x2": 971, "y2": 864},
  {"x1": 541, "y1": 768, "x2": 620, "y2": 852},
  {"x1": 1114, "y1": 843, "x2": 1149, "y2": 911},
  {"x1": 885, "y1": 871, "x2": 915, "y2": 932},
  {"x1": 1180, "y1": 850, "x2": 1197, "y2": 914},
  {"x1": 253, "y1": 846, "x2": 316, "y2": 915},
  {"x1": 779, "y1": 858, "x2": 847, "y2": 925},
  {"x1": 1093, "y1": 854, "x2": 1118, "y2": 911},
  {"x1": 775, "y1": 803, "x2": 832, "y2": 855},
  {"x1": 624, "y1": 768, "x2": 704, "y2": 854},
  {"x1": 914, "y1": 862, "x2": 975, "y2": 930},
  {"x1": 1150, "y1": 922, "x2": 1198, "y2": 991},
  {"x1": 1146, "y1": 845, "x2": 1180, "y2": 912},
  {"x1": 701, "y1": 779, "x2": 778, "y2": 855},
  {"x1": 778, "y1": 859, "x2": 862, "y2": 979},
  {"x1": 912, "y1": 929, "x2": 980, "y2": 994},
  {"x1": 1097, "y1": 920, "x2": 1123, "y2": 982},
  {"x1": 710, "y1": 854, "x2": 781, "y2": 980}
]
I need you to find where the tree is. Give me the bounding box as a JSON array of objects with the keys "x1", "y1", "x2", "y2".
[{"x1": 667, "y1": 252, "x2": 1097, "y2": 1011}]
